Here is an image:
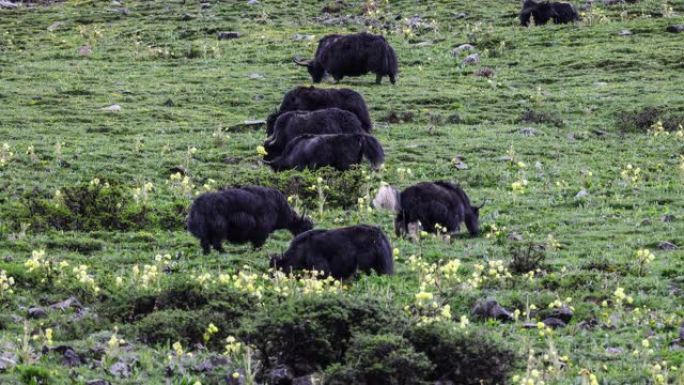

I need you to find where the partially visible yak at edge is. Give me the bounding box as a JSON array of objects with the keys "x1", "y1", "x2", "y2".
[
  {"x1": 265, "y1": 133, "x2": 385, "y2": 172},
  {"x1": 187, "y1": 186, "x2": 313, "y2": 254},
  {"x1": 373, "y1": 181, "x2": 484, "y2": 237},
  {"x1": 266, "y1": 86, "x2": 372, "y2": 135},
  {"x1": 520, "y1": 0, "x2": 579, "y2": 26},
  {"x1": 294, "y1": 32, "x2": 398, "y2": 85},
  {"x1": 263, "y1": 108, "x2": 366, "y2": 161},
  {"x1": 270, "y1": 225, "x2": 394, "y2": 280}
]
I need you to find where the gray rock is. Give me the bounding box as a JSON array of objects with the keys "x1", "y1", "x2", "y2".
[
  {"x1": 268, "y1": 365, "x2": 295, "y2": 385},
  {"x1": 86, "y1": 380, "x2": 110, "y2": 385},
  {"x1": 293, "y1": 375, "x2": 316, "y2": 385},
  {"x1": 50, "y1": 296, "x2": 82, "y2": 311},
  {"x1": 575, "y1": 189, "x2": 589, "y2": 200},
  {"x1": 452, "y1": 12, "x2": 467, "y2": 19},
  {"x1": 658, "y1": 241, "x2": 678, "y2": 250},
  {"x1": 661, "y1": 214, "x2": 675, "y2": 223},
  {"x1": 181, "y1": 13, "x2": 194, "y2": 21},
  {"x1": 249, "y1": 73, "x2": 264, "y2": 80},
  {"x1": 109, "y1": 361, "x2": 131, "y2": 378},
  {"x1": 461, "y1": 53, "x2": 479, "y2": 65},
  {"x1": 47, "y1": 22, "x2": 63, "y2": 32},
  {"x1": 28, "y1": 307, "x2": 47, "y2": 319},
  {"x1": 605, "y1": 347, "x2": 623, "y2": 355},
  {"x1": 519, "y1": 127, "x2": 538, "y2": 136},
  {"x1": 101, "y1": 104, "x2": 122, "y2": 112},
  {"x1": 0, "y1": 355, "x2": 17, "y2": 372},
  {"x1": 292, "y1": 33, "x2": 315, "y2": 41},
  {"x1": 0, "y1": 1, "x2": 18, "y2": 9},
  {"x1": 247, "y1": 0, "x2": 259, "y2": 4},
  {"x1": 542, "y1": 317, "x2": 567, "y2": 329},
  {"x1": 218, "y1": 31, "x2": 242, "y2": 40},
  {"x1": 508, "y1": 232, "x2": 523, "y2": 241},
  {"x1": 452, "y1": 43, "x2": 474, "y2": 56},
  {"x1": 472, "y1": 299, "x2": 514, "y2": 322},
  {"x1": 550, "y1": 306, "x2": 574, "y2": 323},
  {"x1": 446, "y1": 113, "x2": 461, "y2": 124},
  {"x1": 666, "y1": 25, "x2": 684, "y2": 33},
  {"x1": 618, "y1": 29, "x2": 632, "y2": 36},
  {"x1": 78, "y1": 45, "x2": 92, "y2": 57}
]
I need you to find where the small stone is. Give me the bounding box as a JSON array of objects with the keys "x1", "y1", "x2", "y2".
[
  {"x1": 661, "y1": 214, "x2": 675, "y2": 223},
  {"x1": 109, "y1": 361, "x2": 131, "y2": 378},
  {"x1": 50, "y1": 297, "x2": 82, "y2": 311},
  {"x1": 452, "y1": 44, "x2": 474, "y2": 56},
  {"x1": 550, "y1": 306, "x2": 573, "y2": 323},
  {"x1": 47, "y1": 22, "x2": 63, "y2": 32},
  {"x1": 163, "y1": 98, "x2": 174, "y2": 107},
  {"x1": 453, "y1": 160, "x2": 468, "y2": 170},
  {"x1": 472, "y1": 299, "x2": 514, "y2": 322},
  {"x1": 453, "y1": 12, "x2": 467, "y2": 19},
  {"x1": 292, "y1": 33, "x2": 315, "y2": 41},
  {"x1": 658, "y1": 241, "x2": 678, "y2": 250},
  {"x1": 0, "y1": 353, "x2": 17, "y2": 372},
  {"x1": 542, "y1": 317, "x2": 567, "y2": 329},
  {"x1": 249, "y1": 73, "x2": 264, "y2": 80},
  {"x1": 0, "y1": 1, "x2": 18, "y2": 9},
  {"x1": 268, "y1": 365, "x2": 294, "y2": 385},
  {"x1": 605, "y1": 347, "x2": 623, "y2": 355},
  {"x1": 640, "y1": 219, "x2": 652, "y2": 226},
  {"x1": 62, "y1": 348, "x2": 85, "y2": 367},
  {"x1": 78, "y1": 45, "x2": 92, "y2": 57},
  {"x1": 223, "y1": 157, "x2": 241, "y2": 164},
  {"x1": 474, "y1": 67, "x2": 494, "y2": 77},
  {"x1": 575, "y1": 189, "x2": 589, "y2": 200},
  {"x1": 28, "y1": 307, "x2": 47, "y2": 319},
  {"x1": 181, "y1": 13, "x2": 194, "y2": 21},
  {"x1": 461, "y1": 53, "x2": 480, "y2": 65},
  {"x1": 218, "y1": 31, "x2": 242, "y2": 40},
  {"x1": 247, "y1": 0, "x2": 259, "y2": 4},
  {"x1": 666, "y1": 25, "x2": 684, "y2": 33},
  {"x1": 293, "y1": 375, "x2": 316, "y2": 385},
  {"x1": 86, "y1": 380, "x2": 110, "y2": 385},
  {"x1": 101, "y1": 104, "x2": 122, "y2": 112},
  {"x1": 111, "y1": 8, "x2": 130, "y2": 16},
  {"x1": 508, "y1": 232, "x2": 523, "y2": 242},
  {"x1": 519, "y1": 127, "x2": 538, "y2": 136},
  {"x1": 618, "y1": 29, "x2": 632, "y2": 36},
  {"x1": 446, "y1": 113, "x2": 461, "y2": 124}
]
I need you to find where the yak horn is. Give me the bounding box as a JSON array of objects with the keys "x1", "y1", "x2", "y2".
[
  {"x1": 476, "y1": 201, "x2": 487, "y2": 209},
  {"x1": 293, "y1": 56, "x2": 312, "y2": 66}
]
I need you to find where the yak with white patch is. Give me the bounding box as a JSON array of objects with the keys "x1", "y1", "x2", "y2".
[
  {"x1": 263, "y1": 107, "x2": 366, "y2": 161},
  {"x1": 187, "y1": 186, "x2": 313, "y2": 254},
  {"x1": 372, "y1": 181, "x2": 484, "y2": 237},
  {"x1": 294, "y1": 32, "x2": 398, "y2": 85},
  {"x1": 520, "y1": 0, "x2": 579, "y2": 26},
  {"x1": 265, "y1": 133, "x2": 384, "y2": 172},
  {"x1": 266, "y1": 86, "x2": 372, "y2": 135},
  {"x1": 270, "y1": 225, "x2": 394, "y2": 280}
]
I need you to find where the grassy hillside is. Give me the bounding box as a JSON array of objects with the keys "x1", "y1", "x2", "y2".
[{"x1": 1, "y1": 0, "x2": 683, "y2": 384}]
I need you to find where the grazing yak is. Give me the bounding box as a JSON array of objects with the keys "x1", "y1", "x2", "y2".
[
  {"x1": 263, "y1": 108, "x2": 366, "y2": 161},
  {"x1": 520, "y1": 0, "x2": 579, "y2": 26},
  {"x1": 265, "y1": 133, "x2": 384, "y2": 172},
  {"x1": 372, "y1": 181, "x2": 484, "y2": 237},
  {"x1": 294, "y1": 32, "x2": 398, "y2": 85},
  {"x1": 270, "y1": 225, "x2": 394, "y2": 279},
  {"x1": 187, "y1": 186, "x2": 313, "y2": 254},
  {"x1": 266, "y1": 86, "x2": 372, "y2": 135}
]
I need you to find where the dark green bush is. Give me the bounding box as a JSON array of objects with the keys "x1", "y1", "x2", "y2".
[
  {"x1": 616, "y1": 106, "x2": 684, "y2": 132},
  {"x1": 325, "y1": 334, "x2": 433, "y2": 385},
  {"x1": 407, "y1": 323, "x2": 517, "y2": 385},
  {"x1": 240, "y1": 295, "x2": 405, "y2": 376}
]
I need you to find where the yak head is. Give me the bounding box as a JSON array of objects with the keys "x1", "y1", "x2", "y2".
[
  {"x1": 289, "y1": 212, "x2": 314, "y2": 236},
  {"x1": 465, "y1": 202, "x2": 486, "y2": 236},
  {"x1": 294, "y1": 57, "x2": 325, "y2": 83}
]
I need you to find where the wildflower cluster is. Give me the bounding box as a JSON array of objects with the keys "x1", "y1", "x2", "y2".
[
  {"x1": 212, "y1": 126, "x2": 230, "y2": 146},
  {"x1": 131, "y1": 264, "x2": 160, "y2": 290},
  {"x1": 634, "y1": 248, "x2": 655, "y2": 275},
  {"x1": 132, "y1": 182, "x2": 154, "y2": 204},
  {"x1": 308, "y1": 177, "x2": 329, "y2": 215},
  {"x1": 511, "y1": 178, "x2": 529, "y2": 194},
  {"x1": 169, "y1": 172, "x2": 195, "y2": 197},
  {"x1": 72, "y1": 264, "x2": 100, "y2": 293},
  {"x1": 612, "y1": 286, "x2": 634, "y2": 307},
  {"x1": 470, "y1": 260, "x2": 512, "y2": 289},
  {"x1": 0, "y1": 142, "x2": 13, "y2": 167},
  {"x1": 396, "y1": 166, "x2": 412, "y2": 181},
  {"x1": 203, "y1": 323, "x2": 219, "y2": 344},
  {"x1": 26, "y1": 144, "x2": 38, "y2": 162},
  {"x1": 485, "y1": 223, "x2": 508, "y2": 244},
  {"x1": 0, "y1": 270, "x2": 15, "y2": 298},
  {"x1": 256, "y1": 145, "x2": 267, "y2": 156},
  {"x1": 24, "y1": 249, "x2": 47, "y2": 273},
  {"x1": 405, "y1": 285, "x2": 454, "y2": 326},
  {"x1": 620, "y1": 164, "x2": 641, "y2": 186}
]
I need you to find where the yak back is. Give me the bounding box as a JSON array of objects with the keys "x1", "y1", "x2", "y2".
[
  {"x1": 316, "y1": 33, "x2": 395, "y2": 77},
  {"x1": 267, "y1": 86, "x2": 371, "y2": 135}
]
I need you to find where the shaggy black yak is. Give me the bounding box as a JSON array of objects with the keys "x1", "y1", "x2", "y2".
[
  {"x1": 520, "y1": 0, "x2": 579, "y2": 26},
  {"x1": 263, "y1": 108, "x2": 366, "y2": 161},
  {"x1": 266, "y1": 86, "x2": 372, "y2": 135},
  {"x1": 294, "y1": 32, "x2": 398, "y2": 84},
  {"x1": 372, "y1": 181, "x2": 484, "y2": 237},
  {"x1": 265, "y1": 133, "x2": 384, "y2": 172},
  {"x1": 187, "y1": 186, "x2": 313, "y2": 254},
  {"x1": 270, "y1": 225, "x2": 394, "y2": 279}
]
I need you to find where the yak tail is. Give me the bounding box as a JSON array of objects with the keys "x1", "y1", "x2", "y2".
[
  {"x1": 372, "y1": 184, "x2": 401, "y2": 212},
  {"x1": 386, "y1": 45, "x2": 398, "y2": 78},
  {"x1": 374, "y1": 230, "x2": 394, "y2": 275},
  {"x1": 360, "y1": 135, "x2": 384, "y2": 170}
]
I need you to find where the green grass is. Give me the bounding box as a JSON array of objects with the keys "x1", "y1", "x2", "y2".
[{"x1": 1, "y1": 0, "x2": 684, "y2": 384}]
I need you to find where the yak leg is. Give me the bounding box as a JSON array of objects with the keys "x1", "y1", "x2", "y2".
[
  {"x1": 389, "y1": 74, "x2": 396, "y2": 84},
  {"x1": 200, "y1": 238, "x2": 212, "y2": 255},
  {"x1": 251, "y1": 235, "x2": 268, "y2": 249},
  {"x1": 375, "y1": 74, "x2": 383, "y2": 84},
  {"x1": 211, "y1": 237, "x2": 225, "y2": 253}
]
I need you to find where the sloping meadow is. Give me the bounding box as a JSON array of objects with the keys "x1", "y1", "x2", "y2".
[{"x1": 0, "y1": 0, "x2": 683, "y2": 384}]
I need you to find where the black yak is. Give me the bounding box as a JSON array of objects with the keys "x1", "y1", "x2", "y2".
[
  {"x1": 263, "y1": 108, "x2": 366, "y2": 161},
  {"x1": 520, "y1": 0, "x2": 579, "y2": 26},
  {"x1": 270, "y1": 225, "x2": 394, "y2": 279},
  {"x1": 294, "y1": 32, "x2": 398, "y2": 85},
  {"x1": 265, "y1": 133, "x2": 384, "y2": 172},
  {"x1": 187, "y1": 186, "x2": 313, "y2": 254},
  {"x1": 266, "y1": 86, "x2": 372, "y2": 135},
  {"x1": 372, "y1": 181, "x2": 484, "y2": 237}
]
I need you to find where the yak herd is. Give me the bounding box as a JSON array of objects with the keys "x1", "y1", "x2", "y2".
[{"x1": 187, "y1": 1, "x2": 580, "y2": 279}]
